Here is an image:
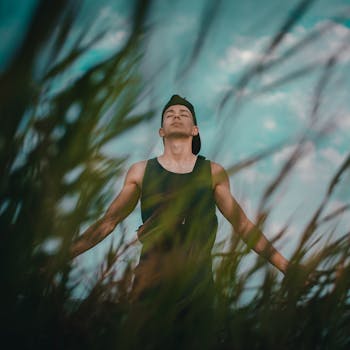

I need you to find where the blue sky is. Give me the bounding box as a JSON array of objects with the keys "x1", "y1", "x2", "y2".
[
  {"x1": 96, "y1": 0, "x2": 350, "y2": 252},
  {"x1": 2, "y1": 0, "x2": 350, "y2": 298}
]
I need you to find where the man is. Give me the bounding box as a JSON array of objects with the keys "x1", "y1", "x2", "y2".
[
  {"x1": 70, "y1": 94, "x2": 292, "y2": 347},
  {"x1": 71, "y1": 94, "x2": 289, "y2": 297}
]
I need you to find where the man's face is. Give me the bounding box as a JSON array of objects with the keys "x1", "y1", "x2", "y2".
[{"x1": 160, "y1": 104, "x2": 198, "y2": 138}]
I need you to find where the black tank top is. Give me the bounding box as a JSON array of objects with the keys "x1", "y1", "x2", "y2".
[{"x1": 139, "y1": 155, "x2": 218, "y2": 257}]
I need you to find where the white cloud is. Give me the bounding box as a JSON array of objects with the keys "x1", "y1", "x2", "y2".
[
  {"x1": 336, "y1": 113, "x2": 350, "y2": 131},
  {"x1": 209, "y1": 19, "x2": 350, "y2": 261},
  {"x1": 288, "y1": 89, "x2": 315, "y2": 122},
  {"x1": 218, "y1": 35, "x2": 276, "y2": 73},
  {"x1": 270, "y1": 20, "x2": 350, "y2": 70},
  {"x1": 256, "y1": 91, "x2": 287, "y2": 104},
  {"x1": 97, "y1": 6, "x2": 126, "y2": 26},
  {"x1": 272, "y1": 141, "x2": 348, "y2": 188},
  {"x1": 264, "y1": 118, "x2": 277, "y2": 130},
  {"x1": 82, "y1": 6, "x2": 129, "y2": 51},
  {"x1": 217, "y1": 28, "x2": 307, "y2": 76},
  {"x1": 93, "y1": 30, "x2": 128, "y2": 50},
  {"x1": 297, "y1": 154, "x2": 318, "y2": 183},
  {"x1": 313, "y1": 20, "x2": 350, "y2": 64},
  {"x1": 218, "y1": 19, "x2": 350, "y2": 96},
  {"x1": 272, "y1": 141, "x2": 321, "y2": 183},
  {"x1": 320, "y1": 147, "x2": 346, "y2": 165},
  {"x1": 212, "y1": 20, "x2": 350, "y2": 107},
  {"x1": 326, "y1": 199, "x2": 347, "y2": 212},
  {"x1": 239, "y1": 167, "x2": 263, "y2": 184},
  {"x1": 219, "y1": 47, "x2": 258, "y2": 72},
  {"x1": 273, "y1": 144, "x2": 297, "y2": 164}
]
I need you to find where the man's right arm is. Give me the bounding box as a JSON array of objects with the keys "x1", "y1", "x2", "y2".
[{"x1": 70, "y1": 161, "x2": 146, "y2": 258}]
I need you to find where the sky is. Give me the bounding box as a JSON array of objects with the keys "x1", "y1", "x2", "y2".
[{"x1": 2, "y1": 0, "x2": 350, "y2": 299}]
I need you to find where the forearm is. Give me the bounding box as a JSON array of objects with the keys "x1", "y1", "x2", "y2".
[
  {"x1": 70, "y1": 217, "x2": 117, "y2": 258},
  {"x1": 242, "y1": 227, "x2": 289, "y2": 274},
  {"x1": 213, "y1": 174, "x2": 290, "y2": 274},
  {"x1": 253, "y1": 233, "x2": 289, "y2": 273}
]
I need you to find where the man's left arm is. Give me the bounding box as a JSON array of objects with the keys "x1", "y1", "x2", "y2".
[{"x1": 211, "y1": 162, "x2": 289, "y2": 274}]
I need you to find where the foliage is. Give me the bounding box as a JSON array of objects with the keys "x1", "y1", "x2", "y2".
[{"x1": 0, "y1": 0, "x2": 349, "y2": 349}]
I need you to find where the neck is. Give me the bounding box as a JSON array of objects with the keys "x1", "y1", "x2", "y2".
[{"x1": 162, "y1": 138, "x2": 194, "y2": 162}]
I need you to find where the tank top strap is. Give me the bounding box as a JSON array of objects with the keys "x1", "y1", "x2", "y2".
[
  {"x1": 142, "y1": 157, "x2": 159, "y2": 188},
  {"x1": 192, "y1": 155, "x2": 212, "y2": 188}
]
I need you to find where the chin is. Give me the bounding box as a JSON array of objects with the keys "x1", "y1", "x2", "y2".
[{"x1": 168, "y1": 131, "x2": 190, "y2": 138}]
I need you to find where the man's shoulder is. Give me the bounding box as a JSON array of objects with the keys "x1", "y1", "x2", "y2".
[
  {"x1": 126, "y1": 160, "x2": 148, "y2": 185},
  {"x1": 129, "y1": 160, "x2": 148, "y2": 173},
  {"x1": 209, "y1": 160, "x2": 226, "y2": 174},
  {"x1": 196, "y1": 156, "x2": 226, "y2": 177},
  {"x1": 130, "y1": 159, "x2": 148, "y2": 170},
  {"x1": 208, "y1": 160, "x2": 228, "y2": 186}
]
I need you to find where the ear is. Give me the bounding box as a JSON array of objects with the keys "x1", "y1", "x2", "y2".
[
  {"x1": 192, "y1": 125, "x2": 199, "y2": 136},
  {"x1": 159, "y1": 127, "x2": 165, "y2": 137}
]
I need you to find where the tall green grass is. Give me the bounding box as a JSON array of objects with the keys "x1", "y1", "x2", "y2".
[{"x1": 1, "y1": 0, "x2": 349, "y2": 349}]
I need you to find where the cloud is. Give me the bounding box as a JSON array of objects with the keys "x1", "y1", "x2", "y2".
[
  {"x1": 255, "y1": 91, "x2": 287, "y2": 104},
  {"x1": 237, "y1": 167, "x2": 267, "y2": 185},
  {"x1": 219, "y1": 47, "x2": 259, "y2": 72},
  {"x1": 218, "y1": 35, "x2": 274, "y2": 73},
  {"x1": 93, "y1": 30, "x2": 128, "y2": 51},
  {"x1": 96, "y1": 5, "x2": 126, "y2": 27},
  {"x1": 273, "y1": 144, "x2": 298, "y2": 164},
  {"x1": 79, "y1": 5, "x2": 129, "y2": 52},
  {"x1": 213, "y1": 21, "x2": 350, "y2": 121},
  {"x1": 279, "y1": 20, "x2": 350, "y2": 67},
  {"x1": 336, "y1": 112, "x2": 350, "y2": 131},
  {"x1": 288, "y1": 91, "x2": 313, "y2": 122},
  {"x1": 209, "y1": 18, "x2": 350, "y2": 259},
  {"x1": 326, "y1": 199, "x2": 348, "y2": 212},
  {"x1": 313, "y1": 20, "x2": 350, "y2": 64},
  {"x1": 263, "y1": 118, "x2": 277, "y2": 130},
  {"x1": 217, "y1": 29, "x2": 305, "y2": 76},
  {"x1": 272, "y1": 140, "x2": 348, "y2": 190},
  {"x1": 272, "y1": 141, "x2": 322, "y2": 183},
  {"x1": 217, "y1": 19, "x2": 350, "y2": 94},
  {"x1": 320, "y1": 147, "x2": 346, "y2": 165},
  {"x1": 201, "y1": 20, "x2": 349, "y2": 118}
]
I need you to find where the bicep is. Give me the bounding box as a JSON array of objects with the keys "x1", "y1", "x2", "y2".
[
  {"x1": 104, "y1": 165, "x2": 142, "y2": 222},
  {"x1": 213, "y1": 167, "x2": 253, "y2": 233},
  {"x1": 214, "y1": 178, "x2": 236, "y2": 221},
  {"x1": 212, "y1": 163, "x2": 234, "y2": 218},
  {"x1": 105, "y1": 183, "x2": 140, "y2": 220}
]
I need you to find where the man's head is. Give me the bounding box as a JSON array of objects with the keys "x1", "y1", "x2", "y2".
[{"x1": 160, "y1": 95, "x2": 201, "y2": 155}]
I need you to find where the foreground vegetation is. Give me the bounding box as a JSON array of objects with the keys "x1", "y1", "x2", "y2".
[{"x1": 1, "y1": 1, "x2": 349, "y2": 349}]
